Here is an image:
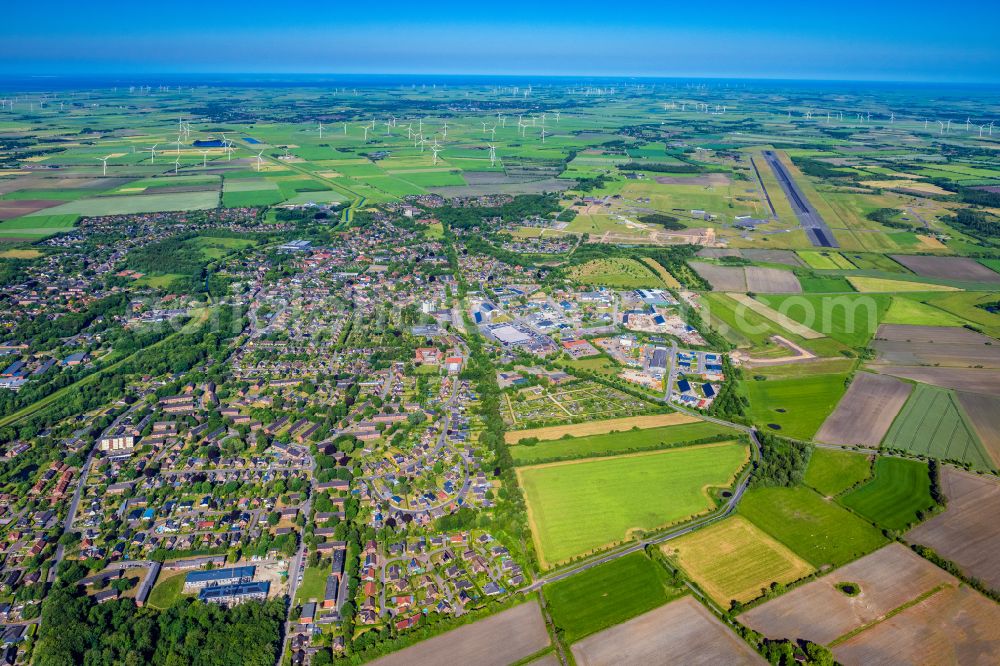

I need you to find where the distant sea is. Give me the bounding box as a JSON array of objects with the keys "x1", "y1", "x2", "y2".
[{"x1": 0, "y1": 73, "x2": 998, "y2": 97}]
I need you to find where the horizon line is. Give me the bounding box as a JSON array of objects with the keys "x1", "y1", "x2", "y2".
[{"x1": 1, "y1": 72, "x2": 998, "y2": 87}]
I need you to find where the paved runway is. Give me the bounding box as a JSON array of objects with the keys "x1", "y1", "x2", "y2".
[{"x1": 762, "y1": 150, "x2": 838, "y2": 247}]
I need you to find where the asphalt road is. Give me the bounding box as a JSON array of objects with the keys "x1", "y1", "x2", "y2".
[{"x1": 762, "y1": 150, "x2": 838, "y2": 248}]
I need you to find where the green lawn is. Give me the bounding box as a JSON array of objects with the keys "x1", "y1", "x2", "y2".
[
  {"x1": 739, "y1": 486, "x2": 887, "y2": 569},
  {"x1": 146, "y1": 572, "x2": 187, "y2": 609},
  {"x1": 545, "y1": 552, "x2": 683, "y2": 643},
  {"x1": 840, "y1": 457, "x2": 935, "y2": 531},
  {"x1": 882, "y1": 384, "x2": 994, "y2": 472},
  {"x1": 510, "y1": 421, "x2": 734, "y2": 465},
  {"x1": 518, "y1": 442, "x2": 749, "y2": 566},
  {"x1": 295, "y1": 565, "x2": 328, "y2": 604},
  {"x1": 742, "y1": 373, "x2": 849, "y2": 440},
  {"x1": 804, "y1": 448, "x2": 872, "y2": 497}
]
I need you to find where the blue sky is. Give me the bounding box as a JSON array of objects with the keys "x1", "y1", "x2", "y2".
[{"x1": 4, "y1": 1, "x2": 998, "y2": 82}]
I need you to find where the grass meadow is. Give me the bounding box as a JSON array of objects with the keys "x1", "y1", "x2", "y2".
[
  {"x1": 518, "y1": 442, "x2": 749, "y2": 566},
  {"x1": 803, "y1": 448, "x2": 872, "y2": 497},
  {"x1": 739, "y1": 486, "x2": 887, "y2": 569},
  {"x1": 509, "y1": 421, "x2": 734, "y2": 465},
  {"x1": 840, "y1": 457, "x2": 935, "y2": 531},
  {"x1": 545, "y1": 552, "x2": 683, "y2": 643}
]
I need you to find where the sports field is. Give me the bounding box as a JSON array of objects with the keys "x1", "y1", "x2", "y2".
[
  {"x1": 509, "y1": 421, "x2": 733, "y2": 465},
  {"x1": 882, "y1": 384, "x2": 994, "y2": 471},
  {"x1": 518, "y1": 442, "x2": 749, "y2": 566},
  {"x1": 743, "y1": 372, "x2": 849, "y2": 440},
  {"x1": 545, "y1": 552, "x2": 682, "y2": 643},
  {"x1": 739, "y1": 486, "x2": 887, "y2": 569},
  {"x1": 803, "y1": 448, "x2": 872, "y2": 497},
  {"x1": 840, "y1": 457, "x2": 935, "y2": 531},
  {"x1": 665, "y1": 516, "x2": 813, "y2": 607}
]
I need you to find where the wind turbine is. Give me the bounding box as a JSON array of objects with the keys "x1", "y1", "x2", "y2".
[
  {"x1": 255, "y1": 150, "x2": 264, "y2": 172},
  {"x1": 555, "y1": 110, "x2": 560, "y2": 122},
  {"x1": 966, "y1": 118, "x2": 972, "y2": 131},
  {"x1": 199, "y1": 150, "x2": 209, "y2": 167},
  {"x1": 146, "y1": 144, "x2": 158, "y2": 164},
  {"x1": 488, "y1": 126, "x2": 496, "y2": 141},
  {"x1": 540, "y1": 128, "x2": 547, "y2": 143},
  {"x1": 431, "y1": 147, "x2": 441, "y2": 165},
  {"x1": 488, "y1": 144, "x2": 496, "y2": 167},
  {"x1": 318, "y1": 121, "x2": 324, "y2": 138},
  {"x1": 96, "y1": 156, "x2": 110, "y2": 176},
  {"x1": 173, "y1": 157, "x2": 180, "y2": 174},
  {"x1": 225, "y1": 145, "x2": 235, "y2": 161}
]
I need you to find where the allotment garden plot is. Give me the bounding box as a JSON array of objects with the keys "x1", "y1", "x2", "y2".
[{"x1": 502, "y1": 380, "x2": 656, "y2": 429}]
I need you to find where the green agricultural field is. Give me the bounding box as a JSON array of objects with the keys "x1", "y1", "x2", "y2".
[
  {"x1": 797, "y1": 251, "x2": 855, "y2": 270},
  {"x1": 922, "y1": 292, "x2": 1000, "y2": 338},
  {"x1": 978, "y1": 258, "x2": 1000, "y2": 273},
  {"x1": 804, "y1": 448, "x2": 872, "y2": 497},
  {"x1": 882, "y1": 385, "x2": 994, "y2": 471},
  {"x1": 567, "y1": 257, "x2": 663, "y2": 289},
  {"x1": 701, "y1": 293, "x2": 811, "y2": 350},
  {"x1": 223, "y1": 178, "x2": 279, "y2": 192},
  {"x1": 841, "y1": 253, "x2": 910, "y2": 273},
  {"x1": 761, "y1": 293, "x2": 890, "y2": 347},
  {"x1": 517, "y1": 442, "x2": 749, "y2": 566},
  {"x1": 739, "y1": 486, "x2": 887, "y2": 569},
  {"x1": 27, "y1": 192, "x2": 218, "y2": 216},
  {"x1": 798, "y1": 276, "x2": 855, "y2": 293},
  {"x1": 222, "y1": 190, "x2": 284, "y2": 207},
  {"x1": 665, "y1": 516, "x2": 814, "y2": 608},
  {"x1": 0, "y1": 213, "x2": 80, "y2": 238},
  {"x1": 545, "y1": 552, "x2": 683, "y2": 643},
  {"x1": 882, "y1": 295, "x2": 969, "y2": 326},
  {"x1": 742, "y1": 373, "x2": 849, "y2": 440},
  {"x1": 510, "y1": 421, "x2": 735, "y2": 465},
  {"x1": 839, "y1": 457, "x2": 935, "y2": 531}
]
